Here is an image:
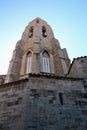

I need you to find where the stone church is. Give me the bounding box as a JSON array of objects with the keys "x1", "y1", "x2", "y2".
[{"x1": 0, "y1": 17, "x2": 87, "y2": 130}]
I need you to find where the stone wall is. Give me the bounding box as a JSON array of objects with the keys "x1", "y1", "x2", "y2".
[
  {"x1": 0, "y1": 79, "x2": 28, "y2": 130},
  {"x1": 67, "y1": 56, "x2": 87, "y2": 78},
  {"x1": 0, "y1": 74, "x2": 87, "y2": 130}
]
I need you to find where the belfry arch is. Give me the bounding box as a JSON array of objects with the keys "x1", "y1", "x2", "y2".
[{"x1": 5, "y1": 17, "x2": 70, "y2": 83}]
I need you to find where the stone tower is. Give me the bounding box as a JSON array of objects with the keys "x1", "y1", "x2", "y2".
[
  {"x1": 0, "y1": 18, "x2": 87, "y2": 130},
  {"x1": 5, "y1": 17, "x2": 70, "y2": 83}
]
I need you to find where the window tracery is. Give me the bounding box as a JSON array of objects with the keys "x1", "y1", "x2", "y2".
[
  {"x1": 42, "y1": 51, "x2": 50, "y2": 73},
  {"x1": 26, "y1": 52, "x2": 32, "y2": 74}
]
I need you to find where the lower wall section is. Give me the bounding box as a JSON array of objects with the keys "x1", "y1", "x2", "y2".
[{"x1": 0, "y1": 75, "x2": 87, "y2": 130}]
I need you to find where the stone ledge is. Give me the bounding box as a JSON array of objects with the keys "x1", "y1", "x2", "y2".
[
  {"x1": 0, "y1": 73, "x2": 83, "y2": 88},
  {"x1": 0, "y1": 78, "x2": 28, "y2": 87},
  {"x1": 29, "y1": 73, "x2": 83, "y2": 81}
]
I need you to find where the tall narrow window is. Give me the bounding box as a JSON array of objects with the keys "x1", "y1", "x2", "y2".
[
  {"x1": 26, "y1": 52, "x2": 32, "y2": 74},
  {"x1": 42, "y1": 26, "x2": 47, "y2": 37},
  {"x1": 29, "y1": 26, "x2": 34, "y2": 38},
  {"x1": 42, "y1": 51, "x2": 50, "y2": 73},
  {"x1": 59, "y1": 93, "x2": 63, "y2": 105}
]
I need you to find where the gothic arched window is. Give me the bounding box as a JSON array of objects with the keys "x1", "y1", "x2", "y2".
[
  {"x1": 29, "y1": 26, "x2": 34, "y2": 38},
  {"x1": 42, "y1": 26, "x2": 47, "y2": 37},
  {"x1": 26, "y1": 52, "x2": 32, "y2": 74},
  {"x1": 42, "y1": 51, "x2": 50, "y2": 73}
]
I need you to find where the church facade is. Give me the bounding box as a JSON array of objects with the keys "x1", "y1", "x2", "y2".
[
  {"x1": 0, "y1": 18, "x2": 87, "y2": 130},
  {"x1": 5, "y1": 17, "x2": 70, "y2": 83}
]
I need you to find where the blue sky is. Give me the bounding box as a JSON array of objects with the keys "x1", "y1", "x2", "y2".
[{"x1": 0, "y1": 0, "x2": 87, "y2": 74}]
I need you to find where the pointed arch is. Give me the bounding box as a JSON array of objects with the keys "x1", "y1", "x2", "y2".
[
  {"x1": 42, "y1": 26, "x2": 47, "y2": 37},
  {"x1": 29, "y1": 26, "x2": 34, "y2": 38},
  {"x1": 42, "y1": 50, "x2": 50, "y2": 73},
  {"x1": 26, "y1": 51, "x2": 32, "y2": 74},
  {"x1": 40, "y1": 48, "x2": 55, "y2": 74}
]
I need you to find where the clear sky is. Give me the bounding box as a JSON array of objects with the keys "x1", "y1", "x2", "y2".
[{"x1": 0, "y1": 0, "x2": 87, "y2": 74}]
